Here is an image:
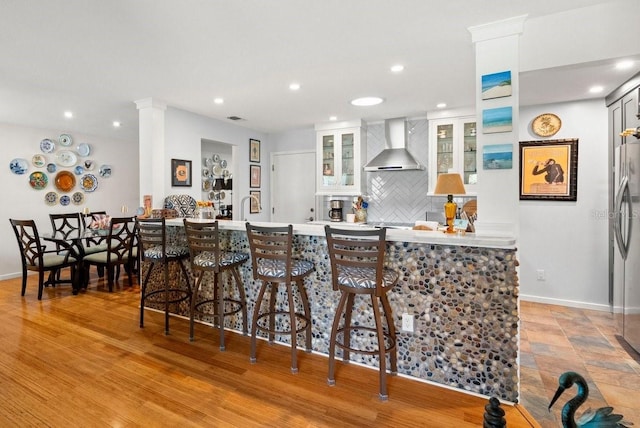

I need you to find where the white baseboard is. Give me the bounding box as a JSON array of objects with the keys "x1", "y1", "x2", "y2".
[
  {"x1": 519, "y1": 294, "x2": 617, "y2": 313},
  {"x1": 0, "y1": 272, "x2": 25, "y2": 282}
]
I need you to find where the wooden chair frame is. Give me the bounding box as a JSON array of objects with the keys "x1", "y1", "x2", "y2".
[
  {"x1": 324, "y1": 225, "x2": 398, "y2": 400},
  {"x1": 245, "y1": 223, "x2": 314, "y2": 373},
  {"x1": 184, "y1": 219, "x2": 248, "y2": 350}
]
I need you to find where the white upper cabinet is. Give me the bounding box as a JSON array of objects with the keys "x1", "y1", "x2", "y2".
[
  {"x1": 315, "y1": 120, "x2": 366, "y2": 195},
  {"x1": 428, "y1": 116, "x2": 477, "y2": 193}
]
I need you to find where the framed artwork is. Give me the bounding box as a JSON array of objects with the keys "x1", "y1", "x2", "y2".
[
  {"x1": 482, "y1": 106, "x2": 513, "y2": 134},
  {"x1": 250, "y1": 165, "x2": 261, "y2": 188},
  {"x1": 483, "y1": 144, "x2": 513, "y2": 170},
  {"x1": 249, "y1": 190, "x2": 261, "y2": 213},
  {"x1": 481, "y1": 70, "x2": 512, "y2": 100},
  {"x1": 250, "y1": 138, "x2": 261, "y2": 162},
  {"x1": 519, "y1": 138, "x2": 578, "y2": 201},
  {"x1": 171, "y1": 159, "x2": 192, "y2": 187}
]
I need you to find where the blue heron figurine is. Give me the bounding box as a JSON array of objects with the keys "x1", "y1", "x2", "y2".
[{"x1": 548, "y1": 371, "x2": 633, "y2": 427}]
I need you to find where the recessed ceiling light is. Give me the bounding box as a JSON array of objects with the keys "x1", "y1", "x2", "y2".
[
  {"x1": 113, "y1": 121, "x2": 121, "y2": 127},
  {"x1": 213, "y1": 97, "x2": 224, "y2": 104},
  {"x1": 64, "y1": 111, "x2": 73, "y2": 118},
  {"x1": 616, "y1": 60, "x2": 633, "y2": 70},
  {"x1": 289, "y1": 83, "x2": 301, "y2": 91},
  {"x1": 390, "y1": 64, "x2": 404, "y2": 73},
  {"x1": 589, "y1": 86, "x2": 604, "y2": 94},
  {"x1": 329, "y1": 116, "x2": 337, "y2": 121},
  {"x1": 350, "y1": 96, "x2": 384, "y2": 106},
  {"x1": 436, "y1": 103, "x2": 447, "y2": 109}
]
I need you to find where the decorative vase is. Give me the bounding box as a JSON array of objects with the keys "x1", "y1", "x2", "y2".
[{"x1": 354, "y1": 208, "x2": 367, "y2": 223}]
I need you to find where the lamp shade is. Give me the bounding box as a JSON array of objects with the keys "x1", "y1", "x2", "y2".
[{"x1": 434, "y1": 173, "x2": 466, "y2": 195}]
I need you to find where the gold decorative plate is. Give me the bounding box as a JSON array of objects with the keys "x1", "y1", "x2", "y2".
[{"x1": 532, "y1": 113, "x2": 561, "y2": 137}]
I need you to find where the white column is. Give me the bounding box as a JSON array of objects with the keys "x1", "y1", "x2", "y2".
[
  {"x1": 135, "y1": 97, "x2": 167, "y2": 210},
  {"x1": 468, "y1": 15, "x2": 526, "y2": 236}
]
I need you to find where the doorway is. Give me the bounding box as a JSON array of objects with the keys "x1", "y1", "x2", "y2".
[{"x1": 271, "y1": 151, "x2": 316, "y2": 223}]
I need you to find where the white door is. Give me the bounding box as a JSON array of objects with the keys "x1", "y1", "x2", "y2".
[{"x1": 271, "y1": 151, "x2": 316, "y2": 223}]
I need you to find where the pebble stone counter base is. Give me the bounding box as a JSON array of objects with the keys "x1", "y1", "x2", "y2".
[{"x1": 143, "y1": 220, "x2": 519, "y2": 402}]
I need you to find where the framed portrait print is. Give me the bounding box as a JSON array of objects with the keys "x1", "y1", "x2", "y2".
[
  {"x1": 519, "y1": 138, "x2": 578, "y2": 201},
  {"x1": 249, "y1": 190, "x2": 261, "y2": 213},
  {"x1": 250, "y1": 138, "x2": 261, "y2": 163},
  {"x1": 250, "y1": 165, "x2": 261, "y2": 188},
  {"x1": 171, "y1": 158, "x2": 192, "y2": 187}
]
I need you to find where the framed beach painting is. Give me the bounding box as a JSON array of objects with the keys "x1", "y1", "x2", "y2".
[
  {"x1": 481, "y1": 70, "x2": 512, "y2": 100},
  {"x1": 483, "y1": 144, "x2": 513, "y2": 169},
  {"x1": 482, "y1": 107, "x2": 513, "y2": 134},
  {"x1": 519, "y1": 138, "x2": 578, "y2": 201}
]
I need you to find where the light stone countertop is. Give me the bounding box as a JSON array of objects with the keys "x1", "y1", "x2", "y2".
[{"x1": 166, "y1": 218, "x2": 516, "y2": 249}]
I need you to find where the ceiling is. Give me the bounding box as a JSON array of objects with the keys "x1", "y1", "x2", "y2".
[{"x1": 1, "y1": 0, "x2": 638, "y2": 143}]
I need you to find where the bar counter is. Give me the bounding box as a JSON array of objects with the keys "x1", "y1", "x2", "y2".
[{"x1": 151, "y1": 219, "x2": 520, "y2": 402}]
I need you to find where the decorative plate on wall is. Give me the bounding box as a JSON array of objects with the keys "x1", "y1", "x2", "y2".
[
  {"x1": 10, "y1": 158, "x2": 29, "y2": 175},
  {"x1": 47, "y1": 163, "x2": 57, "y2": 173},
  {"x1": 71, "y1": 191, "x2": 84, "y2": 205},
  {"x1": 29, "y1": 171, "x2": 48, "y2": 190},
  {"x1": 40, "y1": 138, "x2": 55, "y2": 153},
  {"x1": 99, "y1": 164, "x2": 112, "y2": 178},
  {"x1": 77, "y1": 143, "x2": 91, "y2": 157},
  {"x1": 54, "y1": 170, "x2": 76, "y2": 192},
  {"x1": 59, "y1": 134, "x2": 72, "y2": 146},
  {"x1": 532, "y1": 113, "x2": 562, "y2": 137},
  {"x1": 59, "y1": 195, "x2": 71, "y2": 206},
  {"x1": 56, "y1": 150, "x2": 77, "y2": 167},
  {"x1": 32, "y1": 154, "x2": 46, "y2": 168},
  {"x1": 44, "y1": 191, "x2": 58, "y2": 206},
  {"x1": 80, "y1": 173, "x2": 98, "y2": 192}
]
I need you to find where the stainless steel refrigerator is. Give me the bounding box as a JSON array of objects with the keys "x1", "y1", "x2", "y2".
[{"x1": 613, "y1": 117, "x2": 640, "y2": 354}]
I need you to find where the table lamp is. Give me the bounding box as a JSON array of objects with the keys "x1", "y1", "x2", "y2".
[{"x1": 434, "y1": 173, "x2": 466, "y2": 233}]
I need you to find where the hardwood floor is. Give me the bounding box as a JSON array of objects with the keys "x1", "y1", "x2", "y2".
[{"x1": 0, "y1": 271, "x2": 536, "y2": 427}]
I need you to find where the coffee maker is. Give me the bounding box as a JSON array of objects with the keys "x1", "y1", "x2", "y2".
[{"x1": 329, "y1": 200, "x2": 343, "y2": 222}]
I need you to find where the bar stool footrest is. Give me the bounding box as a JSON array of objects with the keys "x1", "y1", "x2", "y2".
[
  {"x1": 254, "y1": 310, "x2": 310, "y2": 336},
  {"x1": 335, "y1": 326, "x2": 396, "y2": 356},
  {"x1": 143, "y1": 288, "x2": 190, "y2": 306}
]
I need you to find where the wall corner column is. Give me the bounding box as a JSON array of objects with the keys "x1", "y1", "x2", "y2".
[
  {"x1": 468, "y1": 15, "x2": 526, "y2": 236},
  {"x1": 135, "y1": 97, "x2": 167, "y2": 210}
]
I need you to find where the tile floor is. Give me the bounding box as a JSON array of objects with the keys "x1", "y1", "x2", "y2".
[{"x1": 519, "y1": 300, "x2": 640, "y2": 427}]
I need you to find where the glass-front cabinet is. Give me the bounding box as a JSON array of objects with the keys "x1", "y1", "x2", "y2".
[
  {"x1": 429, "y1": 116, "x2": 477, "y2": 193},
  {"x1": 315, "y1": 120, "x2": 366, "y2": 195}
]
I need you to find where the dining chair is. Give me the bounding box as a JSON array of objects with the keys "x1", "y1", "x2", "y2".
[
  {"x1": 324, "y1": 225, "x2": 398, "y2": 400},
  {"x1": 82, "y1": 216, "x2": 136, "y2": 292},
  {"x1": 81, "y1": 211, "x2": 109, "y2": 278},
  {"x1": 49, "y1": 212, "x2": 84, "y2": 282},
  {"x1": 136, "y1": 218, "x2": 191, "y2": 334},
  {"x1": 164, "y1": 194, "x2": 197, "y2": 218},
  {"x1": 9, "y1": 218, "x2": 79, "y2": 300}
]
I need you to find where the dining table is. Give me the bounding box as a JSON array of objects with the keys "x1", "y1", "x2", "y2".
[{"x1": 42, "y1": 228, "x2": 106, "y2": 294}]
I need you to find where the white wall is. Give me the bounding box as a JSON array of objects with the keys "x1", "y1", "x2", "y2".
[
  {"x1": 518, "y1": 99, "x2": 610, "y2": 310},
  {"x1": 164, "y1": 107, "x2": 270, "y2": 221},
  {"x1": 1, "y1": 122, "x2": 138, "y2": 280},
  {"x1": 270, "y1": 127, "x2": 315, "y2": 152}
]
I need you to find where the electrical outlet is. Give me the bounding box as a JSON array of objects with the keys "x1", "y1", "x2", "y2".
[
  {"x1": 401, "y1": 313, "x2": 414, "y2": 332},
  {"x1": 536, "y1": 269, "x2": 546, "y2": 281}
]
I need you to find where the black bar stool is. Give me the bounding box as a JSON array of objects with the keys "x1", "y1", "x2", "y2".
[
  {"x1": 324, "y1": 225, "x2": 398, "y2": 400},
  {"x1": 184, "y1": 219, "x2": 249, "y2": 350},
  {"x1": 245, "y1": 223, "x2": 314, "y2": 373},
  {"x1": 136, "y1": 218, "x2": 191, "y2": 335}
]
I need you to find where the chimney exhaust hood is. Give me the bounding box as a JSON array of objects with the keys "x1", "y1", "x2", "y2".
[{"x1": 363, "y1": 117, "x2": 424, "y2": 171}]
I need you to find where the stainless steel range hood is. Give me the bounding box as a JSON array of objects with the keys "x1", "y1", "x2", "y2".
[{"x1": 363, "y1": 117, "x2": 424, "y2": 171}]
